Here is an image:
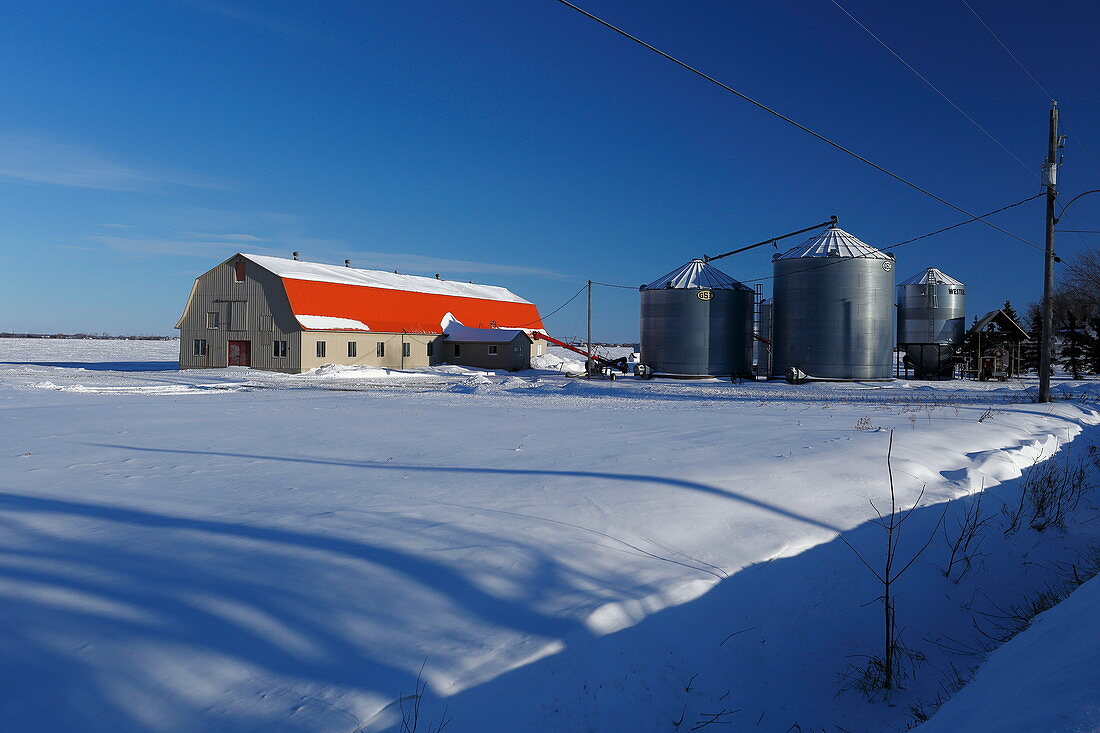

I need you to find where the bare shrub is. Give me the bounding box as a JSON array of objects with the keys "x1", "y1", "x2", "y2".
[
  {"x1": 969, "y1": 584, "x2": 1069, "y2": 645},
  {"x1": 939, "y1": 483, "x2": 993, "y2": 582},
  {"x1": 400, "y1": 661, "x2": 452, "y2": 733},
  {"x1": 1004, "y1": 451, "x2": 1091, "y2": 534},
  {"x1": 855, "y1": 416, "x2": 876, "y2": 431}
]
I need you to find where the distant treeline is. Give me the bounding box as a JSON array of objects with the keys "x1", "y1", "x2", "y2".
[{"x1": 0, "y1": 333, "x2": 176, "y2": 341}]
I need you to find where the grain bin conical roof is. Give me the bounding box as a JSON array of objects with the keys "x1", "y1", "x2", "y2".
[
  {"x1": 641, "y1": 258, "x2": 752, "y2": 291},
  {"x1": 898, "y1": 267, "x2": 963, "y2": 286},
  {"x1": 773, "y1": 226, "x2": 891, "y2": 260}
]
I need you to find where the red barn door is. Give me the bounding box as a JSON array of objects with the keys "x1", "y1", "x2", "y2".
[{"x1": 228, "y1": 340, "x2": 251, "y2": 366}]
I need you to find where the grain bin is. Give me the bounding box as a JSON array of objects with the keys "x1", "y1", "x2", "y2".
[
  {"x1": 897, "y1": 267, "x2": 965, "y2": 378},
  {"x1": 771, "y1": 226, "x2": 895, "y2": 381},
  {"x1": 638, "y1": 259, "x2": 754, "y2": 378}
]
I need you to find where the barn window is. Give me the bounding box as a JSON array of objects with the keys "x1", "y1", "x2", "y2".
[
  {"x1": 316, "y1": 341, "x2": 326, "y2": 358},
  {"x1": 488, "y1": 345, "x2": 498, "y2": 355},
  {"x1": 206, "y1": 312, "x2": 219, "y2": 329},
  {"x1": 453, "y1": 344, "x2": 461, "y2": 357},
  {"x1": 234, "y1": 261, "x2": 246, "y2": 283},
  {"x1": 376, "y1": 341, "x2": 385, "y2": 358},
  {"x1": 402, "y1": 342, "x2": 411, "y2": 358},
  {"x1": 348, "y1": 342, "x2": 357, "y2": 358},
  {"x1": 193, "y1": 339, "x2": 207, "y2": 357},
  {"x1": 273, "y1": 340, "x2": 287, "y2": 358},
  {"x1": 427, "y1": 341, "x2": 435, "y2": 357}
]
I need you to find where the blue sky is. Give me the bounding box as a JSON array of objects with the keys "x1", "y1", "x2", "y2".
[{"x1": 2, "y1": 0, "x2": 1099, "y2": 339}]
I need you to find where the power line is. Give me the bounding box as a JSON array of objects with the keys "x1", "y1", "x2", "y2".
[
  {"x1": 549, "y1": 0, "x2": 1040, "y2": 251},
  {"x1": 587, "y1": 193, "x2": 1042, "y2": 291},
  {"x1": 958, "y1": 0, "x2": 1052, "y2": 98},
  {"x1": 830, "y1": 0, "x2": 1037, "y2": 181},
  {"x1": 740, "y1": 193, "x2": 1043, "y2": 284},
  {"x1": 514, "y1": 282, "x2": 587, "y2": 327},
  {"x1": 958, "y1": 0, "x2": 1100, "y2": 183}
]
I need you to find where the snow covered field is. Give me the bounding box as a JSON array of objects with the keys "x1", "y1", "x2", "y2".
[{"x1": 1, "y1": 338, "x2": 1098, "y2": 732}]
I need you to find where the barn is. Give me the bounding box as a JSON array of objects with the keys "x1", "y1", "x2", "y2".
[{"x1": 176, "y1": 253, "x2": 547, "y2": 373}]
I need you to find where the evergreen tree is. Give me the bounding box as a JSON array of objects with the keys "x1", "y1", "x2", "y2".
[
  {"x1": 1060, "y1": 312, "x2": 1092, "y2": 379},
  {"x1": 1002, "y1": 300, "x2": 1020, "y2": 325},
  {"x1": 1088, "y1": 317, "x2": 1100, "y2": 375}
]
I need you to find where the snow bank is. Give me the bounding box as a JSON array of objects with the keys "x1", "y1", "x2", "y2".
[
  {"x1": 920, "y1": 575, "x2": 1100, "y2": 732},
  {"x1": 530, "y1": 351, "x2": 584, "y2": 374}
]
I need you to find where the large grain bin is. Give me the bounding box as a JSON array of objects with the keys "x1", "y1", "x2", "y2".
[
  {"x1": 897, "y1": 267, "x2": 965, "y2": 378},
  {"x1": 771, "y1": 226, "x2": 895, "y2": 381},
  {"x1": 638, "y1": 259, "x2": 754, "y2": 378}
]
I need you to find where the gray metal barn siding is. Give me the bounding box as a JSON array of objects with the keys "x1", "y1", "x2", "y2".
[{"x1": 177, "y1": 255, "x2": 303, "y2": 373}]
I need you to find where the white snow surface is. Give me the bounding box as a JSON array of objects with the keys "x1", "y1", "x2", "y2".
[
  {"x1": 919, "y1": 574, "x2": 1100, "y2": 732},
  {"x1": 1, "y1": 337, "x2": 1099, "y2": 732},
  {"x1": 295, "y1": 315, "x2": 371, "y2": 331},
  {"x1": 242, "y1": 254, "x2": 531, "y2": 303}
]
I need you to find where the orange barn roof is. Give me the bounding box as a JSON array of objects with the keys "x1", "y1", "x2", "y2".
[
  {"x1": 242, "y1": 254, "x2": 545, "y2": 334},
  {"x1": 281, "y1": 279, "x2": 545, "y2": 333}
]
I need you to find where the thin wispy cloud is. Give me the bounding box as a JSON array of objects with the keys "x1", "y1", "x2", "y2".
[
  {"x1": 85, "y1": 207, "x2": 571, "y2": 280},
  {"x1": 180, "y1": 0, "x2": 353, "y2": 50},
  {"x1": 338, "y1": 249, "x2": 571, "y2": 280},
  {"x1": 89, "y1": 234, "x2": 284, "y2": 258},
  {"x1": 178, "y1": 232, "x2": 268, "y2": 242},
  {"x1": 0, "y1": 133, "x2": 233, "y2": 192}
]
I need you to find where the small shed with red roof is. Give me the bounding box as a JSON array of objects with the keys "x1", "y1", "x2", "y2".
[{"x1": 176, "y1": 253, "x2": 546, "y2": 373}]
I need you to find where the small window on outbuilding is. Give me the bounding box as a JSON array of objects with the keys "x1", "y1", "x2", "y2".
[
  {"x1": 206, "y1": 311, "x2": 219, "y2": 329},
  {"x1": 488, "y1": 345, "x2": 498, "y2": 355},
  {"x1": 234, "y1": 260, "x2": 246, "y2": 283},
  {"x1": 376, "y1": 342, "x2": 385, "y2": 358},
  {"x1": 402, "y1": 342, "x2": 411, "y2": 358},
  {"x1": 316, "y1": 341, "x2": 326, "y2": 358},
  {"x1": 273, "y1": 340, "x2": 287, "y2": 358},
  {"x1": 453, "y1": 344, "x2": 461, "y2": 357},
  {"x1": 193, "y1": 339, "x2": 207, "y2": 357},
  {"x1": 348, "y1": 341, "x2": 357, "y2": 358},
  {"x1": 427, "y1": 341, "x2": 435, "y2": 357}
]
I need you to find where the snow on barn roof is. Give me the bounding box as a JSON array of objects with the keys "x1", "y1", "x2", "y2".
[
  {"x1": 440, "y1": 313, "x2": 529, "y2": 343},
  {"x1": 640, "y1": 259, "x2": 753, "y2": 291},
  {"x1": 296, "y1": 315, "x2": 371, "y2": 331},
  {"x1": 242, "y1": 254, "x2": 531, "y2": 303},
  {"x1": 238, "y1": 253, "x2": 545, "y2": 334},
  {"x1": 898, "y1": 267, "x2": 964, "y2": 287},
  {"x1": 773, "y1": 226, "x2": 892, "y2": 260}
]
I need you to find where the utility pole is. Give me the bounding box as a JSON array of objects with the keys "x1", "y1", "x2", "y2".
[
  {"x1": 586, "y1": 280, "x2": 593, "y2": 376},
  {"x1": 1038, "y1": 101, "x2": 1059, "y2": 403}
]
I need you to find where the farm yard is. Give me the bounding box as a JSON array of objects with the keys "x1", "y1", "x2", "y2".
[{"x1": 1, "y1": 337, "x2": 1099, "y2": 732}]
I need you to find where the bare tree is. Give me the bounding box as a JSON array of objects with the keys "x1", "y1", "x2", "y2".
[{"x1": 839, "y1": 430, "x2": 948, "y2": 691}]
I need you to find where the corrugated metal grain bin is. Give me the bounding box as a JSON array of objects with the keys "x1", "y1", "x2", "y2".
[
  {"x1": 771, "y1": 227, "x2": 895, "y2": 381},
  {"x1": 639, "y1": 259, "x2": 754, "y2": 378},
  {"x1": 897, "y1": 267, "x2": 965, "y2": 378}
]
